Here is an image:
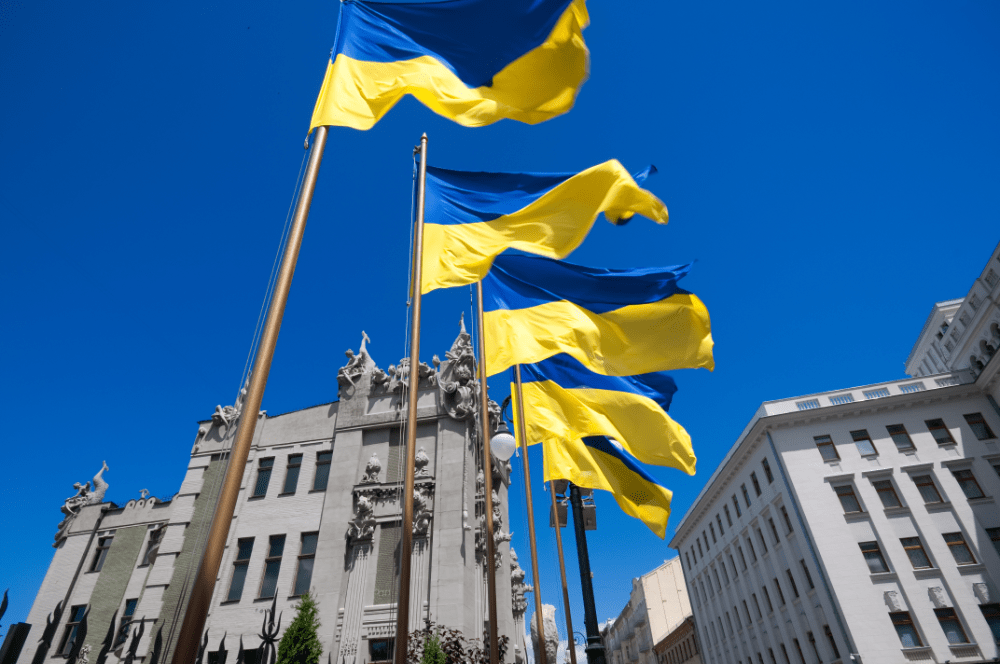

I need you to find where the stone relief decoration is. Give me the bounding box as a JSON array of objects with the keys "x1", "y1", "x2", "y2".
[
  {"x1": 75, "y1": 644, "x2": 91, "y2": 664},
  {"x1": 530, "y1": 604, "x2": 559, "y2": 664},
  {"x1": 439, "y1": 314, "x2": 478, "y2": 421},
  {"x1": 413, "y1": 488, "x2": 433, "y2": 536},
  {"x1": 510, "y1": 549, "x2": 533, "y2": 616},
  {"x1": 361, "y1": 453, "x2": 382, "y2": 484},
  {"x1": 974, "y1": 582, "x2": 991, "y2": 604},
  {"x1": 928, "y1": 586, "x2": 948, "y2": 608},
  {"x1": 346, "y1": 495, "x2": 377, "y2": 543},
  {"x1": 386, "y1": 358, "x2": 437, "y2": 394},
  {"x1": 415, "y1": 447, "x2": 431, "y2": 476},
  {"x1": 476, "y1": 489, "x2": 511, "y2": 568},
  {"x1": 212, "y1": 377, "x2": 251, "y2": 429},
  {"x1": 338, "y1": 331, "x2": 376, "y2": 393},
  {"x1": 883, "y1": 591, "x2": 904, "y2": 612},
  {"x1": 54, "y1": 461, "x2": 110, "y2": 546}
]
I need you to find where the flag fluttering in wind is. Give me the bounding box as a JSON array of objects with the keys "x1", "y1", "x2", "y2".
[
  {"x1": 482, "y1": 255, "x2": 714, "y2": 377},
  {"x1": 421, "y1": 161, "x2": 667, "y2": 294},
  {"x1": 545, "y1": 435, "x2": 674, "y2": 538},
  {"x1": 310, "y1": 0, "x2": 590, "y2": 130},
  {"x1": 514, "y1": 354, "x2": 696, "y2": 474}
]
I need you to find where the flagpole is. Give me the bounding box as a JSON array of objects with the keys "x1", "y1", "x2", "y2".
[
  {"x1": 394, "y1": 132, "x2": 428, "y2": 664},
  {"x1": 476, "y1": 281, "x2": 501, "y2": 664},
  {"x1": 513, "y1": 364, "x2": 548, "y2": 664},
  {"x1": 549, "y1": 482, "x2": 577, "y2": 664},
  {"x1": 169, "y1": 125, "x2": 329, "y2": 664}
]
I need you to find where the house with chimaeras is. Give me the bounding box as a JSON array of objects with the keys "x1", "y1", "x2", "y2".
[
  {"x1": 671, "y1": 242, "x2": 1000, "y2": 664},
  {"x1": 16, "y1": 319, "x2": 534, "y2": 664}
]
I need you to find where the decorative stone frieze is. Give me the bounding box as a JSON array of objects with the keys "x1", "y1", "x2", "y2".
[
  {"x1": 54, "y1": 461, "x2": 110, "y2": 546},
  {"x1": 346, "y1": 495, "x2": 376, "y2": 544},
  {"x1": 361, "y1": 452, "x2": 381, "y2": 484}
]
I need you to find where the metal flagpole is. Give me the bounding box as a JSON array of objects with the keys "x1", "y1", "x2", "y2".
[
  {"x1": 393, "y1": 132, "x2": 428, "y2": 664},
  {"x1": 169, "y1": 125, "x2": 329, "y2": 664},
  {"x1": 513, "y1": 364, "x2": 548, "y2": 664},
  {"x1": 549, "y1": 482, "x2": 577, "y2": 664},
  {"x1": 476, "y1": 281, "x2": 501, "y2": 664},
  {"x1": 570, "y1": 484, "x2": 607, "y2": 664}
]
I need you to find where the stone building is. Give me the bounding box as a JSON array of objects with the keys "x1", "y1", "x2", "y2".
[
  {"x1": 670, "y1": 243, "x2": 1000, "y2": 663},
  {"x1": 17, "y1": 321, "x2": 530, "y2": 664},
  {"x1": 652, "y1": 617, "x2": 699, "y2": 664},
  {"x1": 602, "y1": 558, "x2": 692, "y2": 664}
]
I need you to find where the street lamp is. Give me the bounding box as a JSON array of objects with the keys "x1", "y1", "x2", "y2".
[{"x1": 490, "y1": 418, "x2": 517, "y2": 462}]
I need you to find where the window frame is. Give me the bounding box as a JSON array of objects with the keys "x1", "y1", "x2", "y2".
[
  {"x1": 964, "y1": 412, "x2": 996, "y2": 440},
  {"x1": 724, "y1": 504, "x2": 733, "y2": 526},
  {"x1": 814, "y1": 434, "x2": 839, "y2": 461},
  {"x1": 716, "y1": 513, "x2": 725, "y2": 535},
  {"x1": 890, "y1": 611, "x2": 923, "y2": 648},
  {"x1": 312, "y1": 450, "x2": 332, "y2": 491},
  {"x1": 913, "y1": 474, "x2": 944, "y2": 504},
  {"x1": 292, "y1": 531, "x2": 319, "y2": 597},
  {"x1": 226, "y1": 537, "x2": 255, "y2": 602},
  {"x1": 925, "y1": 418, "x2": 955, "y2": 446},
  {"x1": 987, "y1": 526, "x2": 1000, "y2": 556},
  {"x1": 934, "y1": 607, "x2": 970, "y2": 644},
  {"x1": 943, "y1": 531, "x2": 977, "y2": 565},
  {"x1": 800, "y1": 559, "x2": 814, "y2": 590},
  {"x1": 732, "y1": 494, "x2": 742, "y2": 517},
  {"x1": 751, "y1": 471, "x2": 762, "y2": 496},
  {"x1": 773, "y1": 577, "x2": 786, "y2": 605},
  {"x1": 762, "y1": 457, "x2": 774, "y2": 483},
  {"x1": 951, "y1": 468, "x2": 986, "y2": 500},
  {"x1": 756, "y1": 527, "x2": 768, "y2": 554},
  {"x1": 979, "y1": 604, "x2": 1000, "y2": 646},
  {"x1": 900, "y1": 536, "x2": 933, "y2": 569},
  {"x1": 859, "y1": 540, "x2": 890, "y2": 574},
  {"x1": 253, "y1": 457, "x2": 275, "y2": 498},
  {"x1": 115, "y1": 598, "x2": 139, "y2": 646},
  {"x1": 742, "y1": 483, "x2": 752, "y2": 507},
  {"x1": 59, "y1": 605, "x2": 88, "y2": 656},
  {"x1": 258, "y1": 534, "x2": 286, "y2": 599},
  {"x1": 761, "y1": 586, "x2": 774, "y2": 613},
  {"x1": 850, "y1": 429, "x2": 878, "y2": 457},
  {"x1": 91, "y1": 534, "x2": 114, "y2": 572},
  {"x1": 780, "y1": 505, "x2": 794, "y2": 534},
  {"x1": 738, "y1": 545, "x2": 747, "y2": 570},
  {"x1": 786, "y1": 569, "x2": 799, "y2": 598},
  {"x1": 281, "y1": 453, "x2": 303, "y2": 495},
  {"x1": 886, "y1": 424, "x2": 915, "y2": 451},
  {"x1": 369, "y1": 638, "x2": 395, "y2": 664},
  {"x1": 768, "y1": 518, "x2": 780, "y2": 545},
  {"x1": 140, "y1": 525, "x2": 164, "y2": 567},
  {"x1": 872, "y1": 479, "x2": 903, "y2": 509},
  {"x1": 833, "y1": 484, "x2": 863, "y2": 514}
]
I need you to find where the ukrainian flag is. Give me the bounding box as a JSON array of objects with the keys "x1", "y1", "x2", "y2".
[
  {"x1": 421, "y1": 161, "x2": 668, "y2": 294},
  {"x1": 483, "y1": 255, "x2": 714, "y2": 377},
  {"x1": 546, "y1": 435, "x2": 674, "y2": 538},
  {"x1": 310, "y1": 0, "x2": 590, "y2": 130},
  {"x1": 515, "y1": 354, "x2": 696, "y2": 474}
]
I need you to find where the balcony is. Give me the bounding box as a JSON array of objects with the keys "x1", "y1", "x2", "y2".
[{"x1": 900, "y1": 647, "x2": 933, "y2": 661}]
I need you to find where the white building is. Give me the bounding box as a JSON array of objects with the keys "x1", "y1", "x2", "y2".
[
  {"x1": 603, "y1": 558, "x2": 692, "y2": 664},
  {"x1": 670, "y1": 243, "x2": 1000, "y2": 664}
]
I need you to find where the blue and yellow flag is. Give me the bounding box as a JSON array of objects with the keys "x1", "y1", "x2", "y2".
[
  {"x1": 421, "y1": 161, "x2": 667, "y2": 294},
  {"x1": 545, "y1": 435, "x2": 674, "y2": 538},
  {"x1": 483, "y1": 255, "x2": 714, "y2": 377},
  {"x1": 310, "y1": 0, "x2": 589, "y2": 130},
  {"x1": 516, "y1": 354, "x2": 696, "y2": 474}
]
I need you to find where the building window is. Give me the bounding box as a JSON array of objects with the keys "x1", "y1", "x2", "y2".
[
  {"x1": 374, "y1": 523, "x2": 402, "y2": 605},
  {"x1": 943, "y1": 532, "x2": 977, "y2": 565},
  {"x1": 762, "y1": 457, "x2": 774, "y2": 483},
  {"x1": 697, "y1": 539, "x2": 703, "y2": 557},
  {"x1": 282, "y1": 454, "x2": 303, "y2": 494},
  {"x1": 721, "y1": 561, "x2": 730, "y2": 584},
  {"x1": 815, "y1": 435, "x2": 839, "y2": 461},
  {"x1": 886, "y1": 424, "x2": 915, "y2": 451},
  {"x1": 751, "y1": 472, "x2": 762, "y2": 496},
  {"x1": 912, "y1": 474, "x2": 944, "y2": 504},
  {"x1": 59, "y1": 605, "x2": 88, "y2": 656},
  {"x1": 313, "y1": 450, "x2": 332, "y2": 491},
  {"x1": 800, "y1": 559, "x2": 814, "y2": 589},
  {"x1": 724, "y1": 504, "x2": 733, "y2": 526},
  {"x1": 742, "y1": 483, "x2": 752, "y2": 507},
  {"x1": 935, "y1": 608, "x2": 970, "y2": 644},
  {"x1": 717, "y1": 513, "x2": 725, "y2": 535},
  {"x1": 823, "y1": 625, "x2": 841, "y2": 659},
  {"x1": 786, "y1": 569, "x2": 799, "y2": 598},
  {"x1": 980, "y1": 604, "x2": 1000, "y2": 646},
  {"x1": 792, "y1": 639, "x2": 806, "y2": 664},
  {"x1": 964, "y1": 412, "x2": 996, "y2": 440},
  {"x1": 833, "y1": 485, "x2": 863, "y2": 513},
  {"x1": 733, "y1": 605, "x2": 742, "y2": 629},
  {"x1": 987, "y1": 527, "x2": 1000, "y2": 556},
  {"x1": 747, "y1": 537, "x2": 758, "y2": 562},
  {"x1": 259, "y1": 535, "x2": 286, "y2": 599},
  {"x1": 738, "y1": 546, "x2": 747, "y2": 570},
  {"x1": 227, "y1": 537, "x2": 255, "y2": 602},
  {"x1": 762, "y1": 586, "x2": 774, "y2": 613},
  {"x1": 872, "y1": 479, "x2": 902, "y2": 508},
  {"x1": 369, "y1": 638, "x2": 394, "y2": 663},
  {"x1": 743, "y1": 599, "x2": 753, "y2": 623},
  {"x1": 756, "y1": 527, "x2": 768, "y2": 553},
  {"x1": 768, "y1": 518, "x2": 780, "y2": 544},
  {"x1": 900, "y1": 537, "x2": 932, "y2": 569},
  {"x1": 751, "y1": 594, "x2": 762, "y2": 618},
  {"x1": 115, "y1": 598, "x2": 138, "y2": 646},
  {"x1": 710, "y1": 523, "x2": 717, "y2": 543},
  {"x1": 729, "y1": 554, "x2": 738, "y2": 578},
  {"x1": 91, "y1": 535, "x2": 114, "y2": 572},
  {"x1": 890, "y1": 612, "x2": 923, "y2": 648},
  {"x1": 293, "y1": 532, "x2": 318, "y2": 596},
  {"x1": 141, "y1": 525, "x2": 164, "y2": 566},
  {"x1": 253, "y1": 458, "x2": 274, "y2": 497},
  {"x1": 712, "y1": 567, "x2": 721, "y2": 592},
  {"x1": 732, "y1": 494, "x2": 742, "y2": 517},
  {"x1": 685, "y1": 551, "x2": 692, "y2": 570},
  {"x1": 691, "y1": 545, "x2": 698, "y2": 563},
  {"x1": 704, "y1": 531, "x2": 710, "y2": 551},
  {"x1": 926, "y1": 419, "x2": 955, "y2": 446},
  {"x1": 780, "y1": 506, "x2": 794, "y2": 534},
  {"x1": 850, "y1": 429, "x2": 878, "y2": 457},
  {"x1": 952, "y1": 468, "x2": 986, "y2": 499},
  {"x1": 773, "y1": 578, "x2": 786, "y2": 605},
  {"x1": 859, "y1": 541, "x2": 890, "y2": 573}
]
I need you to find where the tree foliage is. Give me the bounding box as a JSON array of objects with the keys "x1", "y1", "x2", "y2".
[
  {"x1": 275, "y1": 593, "x2": 323, "y2": 664},
  {"x1": 406, "y1": 621, "x2": 509, "y2": 664}
]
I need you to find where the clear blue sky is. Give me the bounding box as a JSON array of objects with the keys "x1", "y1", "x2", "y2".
[{"x1": 2, "y1": 0, "x2": 998, "y2": 646}]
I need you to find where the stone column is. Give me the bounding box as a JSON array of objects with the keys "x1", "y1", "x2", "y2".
[
  {"x1": 409, "y1": 537, "x2": 429, "y2": 631},
  {"x1": 339, "y1": 541, "x2": 373, "y2": 664}
]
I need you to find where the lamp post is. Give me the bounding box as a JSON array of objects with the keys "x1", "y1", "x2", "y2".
[{"x1": 570, "y1": 484, "x2": 606, "y2": 664}]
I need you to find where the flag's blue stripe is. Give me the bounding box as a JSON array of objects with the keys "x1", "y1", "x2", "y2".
[
  {"x1": 484, "y1": 254, "x2": 692, "y2": 315},
  {"x1": 583, "y1": 436, "x2": 666, "y2": 488},
  {"x1": 335, "y1": 0, "x2": 575, "y2": 89},
  {"x1": 425, "y1": 166, "x2": 573, "y2": 225},
  {"x1": 520, "y1": 354, "x2": 677, "y2": 412}
]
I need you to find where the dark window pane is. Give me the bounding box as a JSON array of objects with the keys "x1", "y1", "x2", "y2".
[
  {"x1": 282, "y1": 455, "x2": 302, "y2": 494},
  {"x1": 913, "y1": 475, "x2": 943, "y2": 503},
  {"x1": 301, "y1": 532, "x2": 319, "y2": 556},
  {"x1": 934, "y1": 608, "x2": 969, "y2": 644},
  {"x1": 987, "y1": 527, "x2": 1000, "y2": 556},
  {"x1": 890, "y1": 612, "x2": 922, "y2": 648},
  {"x1": 228, "y1": 564, "x2": 249, "y2": 601},
  {"x1": 762, "y1": 458, "x2": 774, "y2": 483},
  {"x1": 873, "y1": 480, "x2": 902, "y2": 508},
  {"x1": 236, "y1": 538, "x2": 255, "y2": 561},
  {"x1": 964, "y1": 413, "x2": 996, "y2": 440},
  {"x1": 952, "y1": 469, "x2": 985, "y2": 499},
  {"x1": 886, "y1": 424, "x2": 914, "y2": 451},
  {"x1": 313, "y1": 451, "x2": 332, "y2": 491},
  {"x1": 253, "y1": 465, "x2": 272, "y2": 497},
  {"x1": 834, "y1": 485, "x2": 862, "y2": 513},
  {"x1": 851, "y1": 430, "x2": 877, "y2": 456},
  {"x1": 944, "y1": 532, "x2": 976, "y2": 564},
  {"x1": 260, "y1": 560, "x2": 281, "y2": 598},
  {"x1": 859, "y1": 541, "x2": 889, "y2": 573},
  {"x1": 815, "y1": 435, "x2": 839, "y2": 461},
  {"x1": 751, "y1": 472, "x2": 761, "y2": 496},
  {"x1": 926, "y1": 419, "x2": 955, "y2": 445},
  {"x1": 268, "y1": 535, "x2": 286, "y2": 557},
  {"x1": 901, "y1": 537, "x2": 932, "y2": 569},
  {"x1": 294, "y1": 558, "x2": 314, "y2": 596},
  {"x1": 980, "y1": 604, "x2": 1000, "y2": 646}
]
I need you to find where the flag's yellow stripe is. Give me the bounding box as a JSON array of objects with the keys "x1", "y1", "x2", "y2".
[
  {"x1": 485, "y1": 294, "x2": 714, "y2": 377},
  {"x1": 518, "y1": 381, "x2": 696, "y2": 474},
  {"x1": 310, "y1": 0, "x2": 589, "y2": 130},
  {"x1": 541, "y1": 437, "x2": 673, "y2": 539},
  {"x1": 421, "y1": 159, "x2": 667, "y2": 294}
]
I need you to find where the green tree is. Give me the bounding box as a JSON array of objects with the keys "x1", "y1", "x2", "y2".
[
  {"x1": 275, "y1": 593, "x2": 323, "y2": 664},
  {"x1": 421, "y1": 633, "x2": 446, "y2": 664}
]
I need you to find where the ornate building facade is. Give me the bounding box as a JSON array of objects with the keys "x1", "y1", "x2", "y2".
[{"x1": 18, "y1": 320, "x2": 530, "y2": 664}]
